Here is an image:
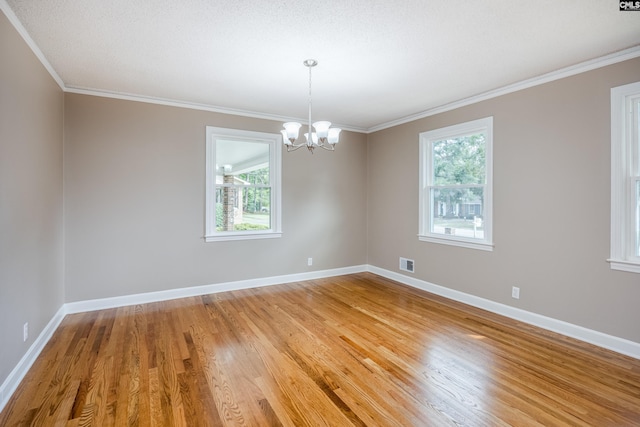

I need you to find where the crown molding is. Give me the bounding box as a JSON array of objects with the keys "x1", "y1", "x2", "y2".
[
  {"x1": 1, "y1": 0, "x2": 64, "y2": 90},
  {"x1": 69, "y1": 45, "x2": 640, "y2": 135},
  {"x1": 4, "y1": 0, "x2": 638, "y2": 135},
  {"x1": 64, "y1": 86, "x2": 367, "y2": 133},
  {"x1": 367, "y1": 45, "x2": 640, "y2": 133}
]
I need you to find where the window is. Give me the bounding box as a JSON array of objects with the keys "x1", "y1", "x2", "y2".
[
  {"x1": 610, "y1": 81, "x2": 640, "y2": 273},
  {"x1": 205, "y1": 126, "x2": 282, "y2": 242},
  {"x1": 419, "y1": 117, "x2": 493, "y2": 251}
]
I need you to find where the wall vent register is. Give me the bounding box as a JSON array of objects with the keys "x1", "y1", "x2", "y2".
[{"x1": 400, "y1": 257, "x2": 415, "y2": 273}]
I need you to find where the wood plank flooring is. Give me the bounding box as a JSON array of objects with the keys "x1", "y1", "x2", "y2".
[{"x1": 1, "y1": 272, "x2": 639, "y2": 426}]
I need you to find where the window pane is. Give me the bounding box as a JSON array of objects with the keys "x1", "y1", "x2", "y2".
[
  {"x1": 430, "y1": 187, "x2": 484, "y2": 239},
  {"x1": 636, "y1": 100, "x2": 640, "y2": 175},
  {"x1": 433, "y1": 134, "x2": 485, "y2": 185},
  {"x1": 216, "y1": 139, "x2": 270, "y2": 185},
  {"x1": 636, "y1": 180, "x2": 640, "y2": 257},
  {"x1": 214, "y1": 138, "x2": 271, "y2": 232},
  {"x1": 216, "y1": 186, "x2": 271, "y2": 231}
]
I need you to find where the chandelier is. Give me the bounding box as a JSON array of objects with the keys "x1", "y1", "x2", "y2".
[{"x1": 281, "y1": 59, "x2": 341, "y2": 153}]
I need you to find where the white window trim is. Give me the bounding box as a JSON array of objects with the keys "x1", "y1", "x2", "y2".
[
  {"x1": 418, "y1": 117, "x2": 494, "y2": 251},
  {"x1": 205, "y1": 126, "x2": 282, "y2": 242},
  {"x1": 609, "y1": 81, "x2": 640, "y2": 273}
]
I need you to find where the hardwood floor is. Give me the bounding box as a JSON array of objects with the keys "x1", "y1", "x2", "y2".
[{"x1": 1, "y1": 272, "x2": 639, "y2": 426}]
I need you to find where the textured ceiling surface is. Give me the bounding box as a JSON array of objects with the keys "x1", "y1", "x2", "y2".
[{"x1": 3, "y1": 0, "x2": 640, "y2": 131}]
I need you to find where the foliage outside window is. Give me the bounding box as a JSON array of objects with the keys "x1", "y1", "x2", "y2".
[
  {"x1": 205, "y1": 127, "x2": 282, "y2": 242},
  {"x1": 419, "y1": 117, "x2": 493, "y2": 251},
  {"x1": 610, "y1": 81, "x2": 640, "y2": 273}
]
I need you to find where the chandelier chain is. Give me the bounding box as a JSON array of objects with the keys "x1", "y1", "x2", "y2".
[{"x1": 308, "y1": 62, "x2": 313, "y2": 143}]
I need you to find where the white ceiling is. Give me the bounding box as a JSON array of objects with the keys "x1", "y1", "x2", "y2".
[{"x1": 3, "y1": 0, "x2": 640, "y2": 132}]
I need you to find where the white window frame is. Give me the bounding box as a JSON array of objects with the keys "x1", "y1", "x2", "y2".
[
  {"x1": 609, "y1": 81, "x2": 640, "y2": 273},
  {"x1": 205, "y1": 126, "x2": 282, "y2": 242},
  {"x1": 419, "y1": 117, "x2": 494, "y2": 251}
]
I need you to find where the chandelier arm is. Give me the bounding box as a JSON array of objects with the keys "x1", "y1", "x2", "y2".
[
  {"x1": 286, "y1": 143, "x2": 308, "y2": 152},
  {"x1": 317, "y1": 143, "x2": 336, "y2": 151}
]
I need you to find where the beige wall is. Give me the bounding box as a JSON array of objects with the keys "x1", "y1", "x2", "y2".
[
  {"x1": 0, "y1": 11, "x2": 64, "y2": 386},
  {"x1": 63, "y1": 94, "x2": 368, "y2": 302},
  {"x1": 367, "y1": 57, "x2": 640, "y2": 343}
]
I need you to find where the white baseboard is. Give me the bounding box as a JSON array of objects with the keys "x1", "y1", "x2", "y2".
[
  {"x1": 0, "y1": 305, "x2": 67, "y2": 413},
  {"x1": 65, "y1": 265, "x2": 368, "y2": 314},
  {"x1": 2, "y1": 263, "x2": 638, "y2": 415},
  {"x1": 367, "y1": 265, "x2": 640, "y2": 360}
]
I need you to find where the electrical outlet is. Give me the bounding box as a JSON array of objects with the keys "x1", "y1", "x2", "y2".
[
  {"x1": 512, "y1": 286, "x2": 520, "y2": 299},
  {"x1": 23, "y1": 322, "x2": 28, "y2": 342},
  {"x1": 307, "y1": 257, "x2": 313, "y2": 266}
]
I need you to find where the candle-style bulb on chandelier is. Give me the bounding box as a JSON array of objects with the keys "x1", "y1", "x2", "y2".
[{"x1": 282, "y1": 59, "x2": 341, "y2": 153}]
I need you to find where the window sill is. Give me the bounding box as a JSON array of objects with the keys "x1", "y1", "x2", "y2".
[
  {"x1": 607, "y1": 259, "x2": 640, "y2": 274},
  {"x1": 205, "y1": 232, "x2": 282, "y2": 242},
  {"x1": 418, "y1": 234, "x2": 494, "y2": 251}
]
